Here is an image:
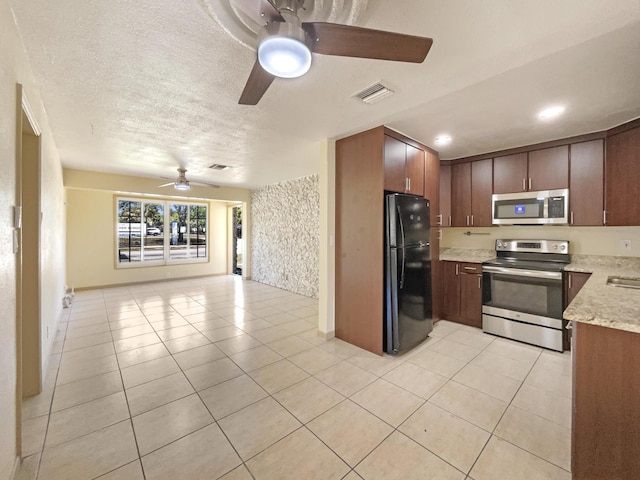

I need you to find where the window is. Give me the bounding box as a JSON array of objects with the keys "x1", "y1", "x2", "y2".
[{"x1": 117, "y1": 198, "x2": 207, "y2": 267}]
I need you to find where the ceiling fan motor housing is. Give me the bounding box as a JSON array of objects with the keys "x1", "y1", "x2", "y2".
[{"x1": 258, "y1": 0, "x2": 312, "y2": 78}]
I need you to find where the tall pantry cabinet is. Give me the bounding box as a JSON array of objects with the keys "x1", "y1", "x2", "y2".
[{"x1": 335, "y1": 126, "x2": 440, "y2": 355}]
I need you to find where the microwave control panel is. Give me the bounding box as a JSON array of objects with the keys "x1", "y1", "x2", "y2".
[{"x1": 548, "y1": 196, "x2": 565, "y2": 218}]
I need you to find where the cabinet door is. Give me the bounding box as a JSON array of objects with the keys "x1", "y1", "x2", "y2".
[
  {"x1": 459, "y1": 271, "x2": 482, "y2": 328},
  {"x1": 570, "y1": 140, "x2": 604, "y2": 226},
  {"x1": 605, "y1": 127, "x2": 640, "y2": 226},
  {"x1": 384, "y1": 135, "x2": 407, "y2": 193},
  {"x1": 451, "y1": 163, "x2": 472, "y2": 226},
  {"x1": 471, "y1": 158, "x2": 493, "y2": 227},
  {"x1": 425, "y1": 150, "x2": 440, "y2": 226},
  {"x1": 442, "y1": 261, "x2": 460, "y2": 320},
  {"x1": 528, "y1": 145, "x2": 569, "y2": 191},
  {"x1": 439, "y1": 164, "x2": 452, "y2": 227},
  {"x1": 405, "y1": 144, "x2": 425, "y2": 196},
  {"x1": 493, "y1": 153, "x2": 527, "y2": 194},
  {"x1": 565, "y1": 272, "x2": 591, "y2": 306}
]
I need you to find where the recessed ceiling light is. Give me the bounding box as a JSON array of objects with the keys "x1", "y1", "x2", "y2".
[
  {"x1": 538, "y1": 106, "x2": 565, "y2": 119},
  {"x1": 435, "y1": 135, "x2": 452, "y2": 146}
]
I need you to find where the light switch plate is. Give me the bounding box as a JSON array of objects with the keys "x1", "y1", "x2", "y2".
[{"x1": 14, "y1": 206, "x2": 22, "y2": 229}]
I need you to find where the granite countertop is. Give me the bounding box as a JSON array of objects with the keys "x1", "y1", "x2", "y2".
[
  {"x1": 564, "y1": 255, "x2": 640, "y2": 334},
  {"x1": 439, "y1": 248, "x2": 495, "y2": 264}
]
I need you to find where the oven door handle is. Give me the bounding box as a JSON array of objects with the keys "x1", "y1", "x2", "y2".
[{"x1": 482, "y1": 265, "x2": 562, "y2": 280}]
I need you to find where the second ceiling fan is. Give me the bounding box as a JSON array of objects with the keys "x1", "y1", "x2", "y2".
[{"x1": 236, "y1": 0, "x2": 433, "y2": 105}]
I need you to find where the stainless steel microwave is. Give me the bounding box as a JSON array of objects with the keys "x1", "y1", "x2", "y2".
[{"x1": 492, "y1": 189, "x2": 569, "y2": 225}]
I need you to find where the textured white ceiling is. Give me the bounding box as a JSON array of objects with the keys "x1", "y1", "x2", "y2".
[{"x1": 9, "y1": 0, "x2": 640, "y2": 188}]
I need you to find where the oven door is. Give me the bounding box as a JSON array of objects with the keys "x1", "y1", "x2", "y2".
[{"x1": 482, "y1": 265, "x2": 563, "y2": 327}]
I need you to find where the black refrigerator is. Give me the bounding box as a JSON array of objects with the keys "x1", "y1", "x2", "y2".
[{"x1": 384, "y1": 193, "x2": 433, "y2": 354}]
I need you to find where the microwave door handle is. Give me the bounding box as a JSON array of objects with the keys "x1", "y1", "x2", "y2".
[{"x1": 543, "y1": 197, "x2": 549, "y2": 219}]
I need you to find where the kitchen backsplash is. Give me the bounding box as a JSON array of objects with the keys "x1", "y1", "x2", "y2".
[
  {"x1": 441, "y1": 226, "x2": 640, "y2": 257},
  {"x1": 251, "y1": 174, "x2": 319, "y2": 298}
]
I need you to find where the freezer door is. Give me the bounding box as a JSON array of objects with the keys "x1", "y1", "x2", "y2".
[
  {"x1": 392, "y1": 194, "x2": 431, "y2": 247},
  {"x1": 385, "y1": 244, "x2": 433, "y2": 353}
]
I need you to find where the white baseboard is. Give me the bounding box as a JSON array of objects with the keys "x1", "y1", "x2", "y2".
[{"x1": 317, "y1": 329, "x2": 335, "y2": 340}]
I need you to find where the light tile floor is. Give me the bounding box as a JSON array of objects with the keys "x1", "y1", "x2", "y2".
[{"x1": 16, "y1": 276, "x2": 572, "y2": 480}]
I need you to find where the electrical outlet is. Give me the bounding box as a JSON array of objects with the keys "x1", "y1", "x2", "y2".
[{"x1": 620, "y1": 239, "x2": 632, "y2": 251}]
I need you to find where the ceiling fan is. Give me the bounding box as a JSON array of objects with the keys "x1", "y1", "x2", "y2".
[
  {"x1": 159, "y1": 168, "x2": 220, "y2": 191},
  {"x1": 236, "y1": 0, "x2": 433, "y2": 105}
]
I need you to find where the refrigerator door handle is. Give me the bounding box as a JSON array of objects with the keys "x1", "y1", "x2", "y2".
[
  {"x1": 396, "y1": 205, "x2": 406, "y2": 247},
  {"x1": 399, "y1": 246, "x2": 405, "y2": 289}
]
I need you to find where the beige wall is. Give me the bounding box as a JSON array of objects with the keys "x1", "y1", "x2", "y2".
[
  {"x1": 0, "y1": 0, "x2": 67, "y2": 477},
  {"x1": 442, "y1": 225, "x2": 640, "y2": 256},
  {"x1": 66, "y1": 187, "x2": 235, "y2": 289}
]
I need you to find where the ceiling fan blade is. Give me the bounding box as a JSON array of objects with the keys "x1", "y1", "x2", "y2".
[
  {"x1": 158, "y1": 182, "x2": 174, "y2": 187},
  {"x1": 233, "y1": 0, "x2": 284, "y2": 24},
  {"x1": 239, "y1": 58, "x2": 276, "y2": 105},
  {"x1": 191, "y1": 181, "x2": 221, "y2": 188},
  {"x1": 302, "y1": 22, "x2": 433, "y2": 63}
]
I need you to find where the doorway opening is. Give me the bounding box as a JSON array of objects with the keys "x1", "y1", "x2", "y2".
[{"x1": 232, "y1": 206, "x2": 242, "y2": 275}]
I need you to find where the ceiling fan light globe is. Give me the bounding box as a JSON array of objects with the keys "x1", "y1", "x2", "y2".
[
  {"x1": 174, "y1": 182, "x2": 190, "y2": 191},
  {"x1": 258, "y1": 37, "x2": 311, "y2": 78}
]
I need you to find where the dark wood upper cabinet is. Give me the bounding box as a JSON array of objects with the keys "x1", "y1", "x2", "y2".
[
  {"x1": 439, "y1": 164, "x2": 452, "y2": 227},
  {"x1": 471, "y1": 158, "x2": 493, "y2": 227},
  {"x1": 406, "y1": 144, "x2": 425, "y2": 196},
  {"x1": 570, "y1": 140, "x2": 604, "y2": 226},
  {"x1": 451, "y1": 162, "x2": 472, "y2": 227},
  {"x1": 424, "y1": 150, "x2": 440, "y2": 226},
  {"x1": 493, "y1": 153, "x2": 528, "y2": 194},
  {"x1": 605, "y1": 126, "x2": 640, "y2": 226},
  {"x1": 493, "y1": 148, "x2": 568, "y2": 194},
  {"x1": 383, "y1": 134, "x2": 407, "y2": 193},
  {"x1": 384, "y1": 134, "x2": 425, "y2": 195},
  {"x1": 528, "y1": 145, "x2": 569, "y2": 191}
]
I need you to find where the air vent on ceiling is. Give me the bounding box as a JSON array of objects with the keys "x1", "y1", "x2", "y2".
[
  {"x1": 353, "y1": 82, "x2": 395, "y2": 104},
  {"x1": 208, "y1": 163, "x2": 230, "y2": 170}
]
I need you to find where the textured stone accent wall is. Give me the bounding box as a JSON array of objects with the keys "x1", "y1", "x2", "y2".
[{"x1": 251, "y1": 175, "x2": 319, "y2": 298}]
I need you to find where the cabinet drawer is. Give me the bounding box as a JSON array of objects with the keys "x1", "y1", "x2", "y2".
[{"x1": 459, "y1": 263, "x2": 481, "y2": 273}]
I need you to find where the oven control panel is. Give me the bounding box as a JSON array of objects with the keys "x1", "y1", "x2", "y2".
[{"x1": 495, "y1": 239, "x2": 569, "y2": 254}]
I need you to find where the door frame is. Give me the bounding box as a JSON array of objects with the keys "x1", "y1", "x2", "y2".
[{"x1": 15, "y1": 83, "x2": 42, "y2": 457}]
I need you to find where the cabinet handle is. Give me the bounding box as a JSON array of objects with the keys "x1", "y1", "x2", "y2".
[
  {"x1": 466, "y1": 215, "x2": 470, "y2": 226},
  {"x1": 478, "y1": 275, "x2": 482, "y2": 289},
  {"x1": 528, "y1": 178, "x2": 532, "y2": 190},
  {"x1": 568, "y1": 273, "x2": 572, "y2": 289},
  {"x1": 603, "y1": 210, "x2": 607, "y2": 225},
  {"x1": 437, "y1": 214, "x2": 443, "y2": 226},
  {"x1": 407, "y1": 178, "x2": 411, "y2": 191},
  {"x1": 438, "y1": 229, "x2": 442, "y2": 241},
  {"x1": 464, "y1": 266, "x2": 477, "y2": 271},
  {"x1": 570, "y1": 211, "x2": 574, "y2": 225},
  {"x1": 455, "y1": 264, "x2": 459, "y2": 275},
  {"x1": 522, "y1": 178, "x2": 526, "y2": 191},
  {"x1": 471, "y1": 214, "x2": 474, "y2": 226}
]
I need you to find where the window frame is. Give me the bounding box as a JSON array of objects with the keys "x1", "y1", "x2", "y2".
[{"x1": 115, "y1": 196, "x2": 209, "y2": 269}]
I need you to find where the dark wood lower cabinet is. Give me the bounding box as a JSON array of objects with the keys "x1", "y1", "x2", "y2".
[
  {"x1": 564, "y1": 272, "x2": 591, "y2": 306},
  {"x1": 572, "y1": 322, "x2": 640, "y2": 479},
  {"x1": 459, "y1": 270, "x2": 482, "y2": 328},
  {"x1": 441, "y1": 261, "x2": 482, "y2": 328}
]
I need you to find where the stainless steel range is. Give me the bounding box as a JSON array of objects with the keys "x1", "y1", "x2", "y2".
[{"x1": 482, "y1": 239, "x2": 570, "y2": 351}]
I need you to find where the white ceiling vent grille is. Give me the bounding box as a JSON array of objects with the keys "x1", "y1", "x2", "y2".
[
  {"x1": 208, "y1": 163, "x2": 230, "y2": 170},
  {"x1": 353, "y1": 82, "x2": 395, "y2": 104}
]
